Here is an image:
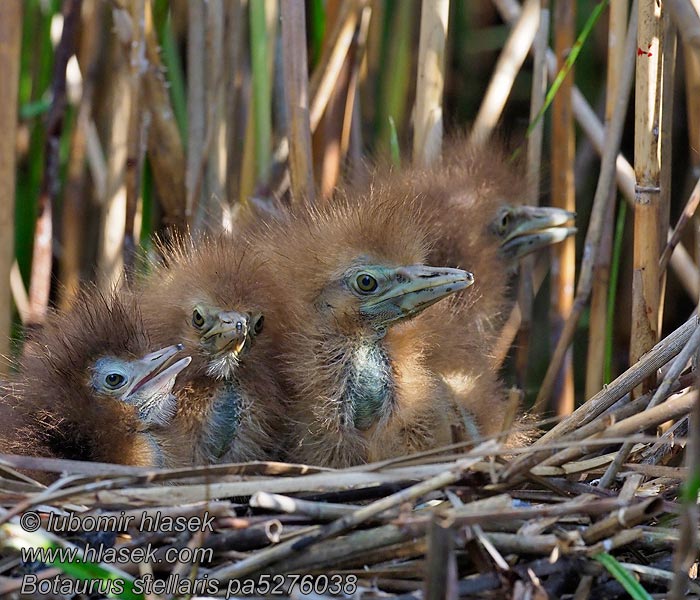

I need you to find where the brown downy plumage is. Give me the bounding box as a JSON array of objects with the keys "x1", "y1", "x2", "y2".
[
  {"x1": 136, "y1": 234, "x2": 284, "y2": 466},
  {"x1": 0, "y1": 290, "x2": 191, "y2": 478},
  {"x1": 252, "y1": 193, "x2": 501, "y2": 467},
  {"x1": 359, "y1": 139, "x2": 575, "y2": 350}
]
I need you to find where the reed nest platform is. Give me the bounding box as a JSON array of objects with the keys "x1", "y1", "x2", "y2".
[{"x1": 0, "y1": 316, "x2": 698, "y2": 600}]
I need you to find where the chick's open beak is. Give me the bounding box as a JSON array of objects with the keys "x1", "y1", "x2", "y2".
[
  {"x1": 362, "y1": 265, "x2": 474, "y2": 326},
  {"x1": 126, "y1": 344, "x2": 192, "y2": 402},
  {"x1": 201, "y1": 310, "x2": 251, "y2": 355},
  {"x1": 498, "y1": 206, "x2": 577, "y2": 261}
]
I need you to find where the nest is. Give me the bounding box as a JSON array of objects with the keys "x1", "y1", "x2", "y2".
[{"x1": 0, "y1": 318, "x2": 698, "y2": 599}]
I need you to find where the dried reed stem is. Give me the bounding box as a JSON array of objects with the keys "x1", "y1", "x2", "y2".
[
  {"x1": 667, "y1": 0, "x2": 700, "y2": 50},
  {"x1": 0, "y1": 0, "x2": 22, "y2": 371},
  {"x1": 187, "y1": 0, "x2": 206, "y2": 220},
  {"x1": 208, "y1": 443, "x2": 494, "y2": 579},
  {"x1": 514, "y1": 0, "x2": 548, "y2": 385},
  {"x1": 532, "y1": 4, "x2": 638, "y2": 412},
  {"x1": 123, "y1": 0, "x2": 146, "y2": 272},
  {"x1": 28, "y1": 0, "x2": 82, "y2": 322},
  {"x1": 506, "y1": 314, "x2": 697, "y2": 480},
  {"x1": 281, "y1": 0, "x2": 315, "y2": 203},
  {"x1": 631, "y1": 0, "x2": 665, "y2": 388},
  {"x1": 143, "y1": 1, "x2": 186, "y2": 231},
  {"x1": 413, "y1": 0, "x2": 449, "y2": 167},
  {"x1": 470, "y1": 0, "x2": 539, "y2": 147},
  {"x1": 586, "y1": 0, "x2": 628, "y2": 397},
  {"x1": 549, "y1": 0, "x2": 576, "y2": 416}
]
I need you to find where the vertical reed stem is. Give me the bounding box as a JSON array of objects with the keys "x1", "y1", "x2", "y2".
[
  {"x1": 586, "y1": 0, "x2": 628, "y2": 397},
  {"x1": 413, "y1": 0, "x2": 449, "y2": 167},
  {"x1": 550, "y1": 0, "x2": 576, "y2": 416},
  {"x1": 631, "y1": 0, "x2": 664, "y2": 386},
  {"x1": 281, "y1": 0, "x2": 315, "y2": 203},
  {"x1": 0, "y1": 0, "x2": 22, "y2": 372}
]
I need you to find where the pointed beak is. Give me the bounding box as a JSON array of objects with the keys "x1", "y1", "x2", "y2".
[
  {"x1": 362, "y1": 265, "x2": 474, "y2": 327},
  {"x1": 126, "y1": 344, "x2": 192, "y2": 402},
  {"x1": 499, "y1": 206, "x2": 577, "y2": 261},
  {"x1": 201, "y1": 311, "x2": 251, "y2": 355}
]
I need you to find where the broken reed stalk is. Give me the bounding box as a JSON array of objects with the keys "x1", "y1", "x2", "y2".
[
  {"x1": 630, "y1": 0, "x2": 664, "y2": 386},
  {"x1": 531, "y1": 3, "x2": 638, "y2": 413},
  {"x1": 549, "y1": 0, "x2": 576, "y2": 417},
  {"x1": 281, "y1": 0, "x2": 315, "y2": 203},
  {"x1": 186, "y1": 0, "x2": 206, "y2": 221},
  {"x1": 0, "y1": 0, "x2": 22, "y2": 373},
  {"x1": 28, "y1": 0, "x2": 82, "y2": 324},
  {"x1": 586, "y1": 0, "x2": 628, "y2": 397},
  {"x1": 425, "y1": 514, "x2": 457, "y2": 600},
  {"x1": 470, "y1": 0, "x2": 539, "y2": 148},
  {"x1": 598, "y1": 302, "x2": 700, "y2": 488},
  {"x1": 123, "y1": 0, "x2": 146, "y2": 273},
  {"x1": 505, "y1": 313, "x2": 696, "y2": 480},
  {"x1": 208, "y1": 443, "x2": 493, "y2": 580},
  {"x1": 413, "y1": 0, "x2": 449, "y2": 167}
]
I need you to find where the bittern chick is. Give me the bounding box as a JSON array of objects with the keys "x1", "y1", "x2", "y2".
[
  {"x1": 364, "y1": 139, "x2": 575, "y2": 344},
  {"x1": 136, "y1": 234, "x2": 283, "y2": 465},
  {"x1": 0, "y1": 290, "x2": 191, "y2": 473},
  {"x1": 252, "y1": 194, "x2": 497, "y2": 467}
]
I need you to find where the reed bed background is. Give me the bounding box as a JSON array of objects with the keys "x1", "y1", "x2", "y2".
[{"x1": 1, "y1": 0, "x2": 700, "y2": 597}]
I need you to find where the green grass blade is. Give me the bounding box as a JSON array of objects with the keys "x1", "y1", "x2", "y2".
[
  {"x1": 526, "y1": 0, "x2": 609, "y2": 138},
  {"x1": 249, "y1": 0, "x2": 272, "y2": 182},
  {"x1": 1, "y1": 524, "x2": 143, "y2": 600},
  {"x1": 604, "y1": 198, "x2": 626, "y2": 383},
  {"x1": 158, "y1": 11, "x2": 187, "y2": 142},
  {"x1": 593, "y1": 552, "x2": 653, "y2": 600},
  {"x1": 308, "y1": 0, "x2": 326, "y2": 68}
]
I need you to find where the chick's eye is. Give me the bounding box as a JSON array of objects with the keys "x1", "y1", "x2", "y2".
[
  {"x1": 356, "y1": 273, "x2": 378, "y2": 293},
  {"x1": 105, "y1": 373, "x2": 126, "y2": 389},
  {"x1": 253, "y1": 315, "x2": 264, "y2": 334},
  {"x1": 192, "y1": 309, "x2": 205, "y2": 328},
  {"x1": 500, "y1": 213, "x2": 510, "y2": 231}
]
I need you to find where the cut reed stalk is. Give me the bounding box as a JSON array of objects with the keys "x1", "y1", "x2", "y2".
[
  {"x1": 586, "y1": 0, "x2": 628, "y2": 398},
  {"x1": 0, "y1": 0, "x2": 22, "y2": 371},
  {"x1": 413, "y1": 0, "x2": 449, "y2": 167},
  {"x1": 281, "y1": 0, "x2": 315, "y2": 203}
]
